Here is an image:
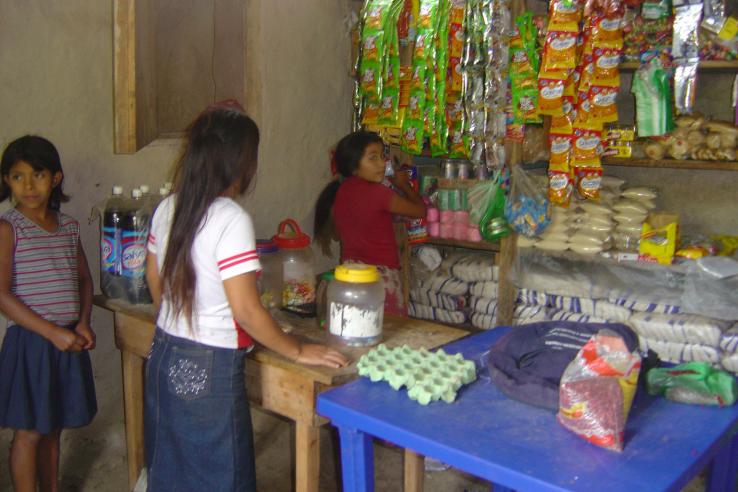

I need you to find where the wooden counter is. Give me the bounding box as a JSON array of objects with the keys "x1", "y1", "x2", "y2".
[{"x1": 93, "y1": 295, "x2": 469, "y2": 491}]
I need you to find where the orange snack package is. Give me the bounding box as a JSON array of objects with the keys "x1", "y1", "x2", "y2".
[
  {"x1": 591, "y1": 12, "x2": 624, "y2": 49},
  {"x1": 538, "y1": 72, "x2": 568, "y2": 116},
  {"x1": 575, "y1": 165, "x2": 603, "y2": 200},
  {"x1": 572, "y1": 127, "x2": 602, "y2": 166},
  {"x1": 548, "y1": 0, "x2": 582, "y2": 31},
  {"x1": 589, "y1": 85, "x2": 619, "y2": 124},
  {"x1": 549, "y1": 132, "x2": 574, "y2": 206},
  {"x1": 593, "y1": 47, "x2": 621, "y2": 84},
  {"x1": 543, "y1": 31, "x2": 579, "y2": 72}
]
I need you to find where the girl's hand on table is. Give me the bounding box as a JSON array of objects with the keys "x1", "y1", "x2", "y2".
[{"x1": 296, "y1": 343, "x2": 349, "y2": 369}]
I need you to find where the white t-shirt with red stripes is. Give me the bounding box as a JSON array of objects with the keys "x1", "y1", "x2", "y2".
[{"x1": 147, "y1": 195, "x2": 261, "y2": 349}]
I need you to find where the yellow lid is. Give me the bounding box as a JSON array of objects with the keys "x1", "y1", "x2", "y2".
[{"x1": 334, "y1": 263, "x2": 380, "y2": 283}]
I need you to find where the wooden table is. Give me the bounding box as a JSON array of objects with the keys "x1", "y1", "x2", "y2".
[{"x1": 93, "y1": 295, "x2": 468, "y2": 491}]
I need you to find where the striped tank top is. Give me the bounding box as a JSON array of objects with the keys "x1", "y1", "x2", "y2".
[{"x1": 2, "y1": 208, "x2": 80, "y2": 326}]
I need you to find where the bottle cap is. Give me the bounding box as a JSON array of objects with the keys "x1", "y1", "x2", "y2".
[
  {"x1": 132, "y1": 189, "x2": 142, "y2": 199},
  {"x1": 334, "y1": 263, "x2": 380, "y2": 283},
  {"x1": 112, "y1": 185, "x2": 123, "y2": 195},
  {"x1": 139, "y1": 185, "x2": 150, "y2": 194}
]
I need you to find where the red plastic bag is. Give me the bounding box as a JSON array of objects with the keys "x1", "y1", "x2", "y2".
[{"x1": 557, "y1": 330, "x2": 641, "y2": 452}]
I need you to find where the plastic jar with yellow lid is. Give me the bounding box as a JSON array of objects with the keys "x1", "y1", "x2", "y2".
[{"x1": 327, "y1": 263, "x2": 385, "y2": 347}]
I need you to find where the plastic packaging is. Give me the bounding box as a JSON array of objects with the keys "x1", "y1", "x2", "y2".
[
  {"x1": 557, "y1": 330, "x2": 641, "y2": 452},
  {"x1": 273, "y1": 219, "x2": 316, "y2": 315},
  {"x1": 631, "y1": 58, "x2": 674, "y2": 136},
  {"x1": 504, "y1": 165, "x2": 551, "y2": 237},
  {"x1": 647, "y1": 362, "x2": 738, "y2": 406},
  {"x1": 256, "y1": 239, "x2": 282, "y2": 310},
  {"x1": 328, "y1": 263, "x2": 385, "y2": 346}
]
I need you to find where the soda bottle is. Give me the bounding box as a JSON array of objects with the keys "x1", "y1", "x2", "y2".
[
  {"x1": 121, "y1": 189, "x2": 152, "y2": 304},
  {"x1": 100, "y1": 185, "x2": 128, "y2": 299}
]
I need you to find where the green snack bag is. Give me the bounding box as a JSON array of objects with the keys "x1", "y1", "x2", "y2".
[
  {"x1": 359, "y1": 0, "x2": 394, "y2": 100},
  {"x1": 647, "y1": 362, "x2": 738, "y2": 407},
  {"x1": 631, "y1": 58, "x2": 674, "y2": 137}
]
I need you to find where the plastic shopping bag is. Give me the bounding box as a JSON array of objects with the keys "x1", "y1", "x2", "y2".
[
  {"x1": 557, "y1": 330, "x2": 642, "y2": 452},
  {"x1": 646, "y1": 362, "x2": 737, "y2": 407}
]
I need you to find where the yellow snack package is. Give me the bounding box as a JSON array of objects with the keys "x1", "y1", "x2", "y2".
[
  {"x1": 538, "y1": 71, "x2": 568, "y2": 116},
  {"x1": 548, "y1": 132, "x2": 574, "y2": 206},
  {"x1": 639, "y1": 214, "x2": 679, "y2": 265},
  {"x1": 542, "y1": 31, "x2": 579, "y2": 72},
  {"x1": 589, "y1": 85, "x2": 619, "y2": 124}
]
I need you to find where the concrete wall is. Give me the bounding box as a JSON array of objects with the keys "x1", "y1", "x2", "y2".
[{"x1": 0, "y1": 0, "x2": 352, "y2": 486}]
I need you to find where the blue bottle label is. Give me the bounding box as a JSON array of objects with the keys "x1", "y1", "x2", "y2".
[{"x1": 121, "y1": 229, "x2": 148, "y2": 278}]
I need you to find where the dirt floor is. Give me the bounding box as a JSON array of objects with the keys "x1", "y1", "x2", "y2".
[{"x1": 0, "y1": 399, "x2": 709, "y2": 492}]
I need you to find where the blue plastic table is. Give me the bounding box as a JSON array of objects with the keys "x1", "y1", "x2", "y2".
[{"x1": 317, "y1": 328, "x2": 738, "y2": 492}]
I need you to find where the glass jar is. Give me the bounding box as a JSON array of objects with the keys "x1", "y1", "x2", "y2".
[
  {"x1": 327, "y1": 263, "x2": 385, "y2": 347},
  {"x1": 316, "y1": 270, "x2": 335, "y2": 329},
  {"x1": 256, "y1": 239, "x2": 282, "y2": 309},
  {"x1": 272, "y1": 219, "x2": 316, "y2": 315}
]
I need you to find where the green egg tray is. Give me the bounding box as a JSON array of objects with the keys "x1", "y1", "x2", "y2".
[{"x1": 356, "y1": 344, "x2": 477, "y2": 405}]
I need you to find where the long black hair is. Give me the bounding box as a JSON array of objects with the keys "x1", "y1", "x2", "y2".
[
  {"x1": 162, "y1": 103, "x2": 259, "y2": 325},
  {"x1": 0, "y1": 135, "x2": 70, "y2": 210},
  {"x1": 313, "y1": 130, "x2": 383, "y2": 256}
]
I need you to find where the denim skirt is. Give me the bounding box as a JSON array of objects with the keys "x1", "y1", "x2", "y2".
[
  {"x1": 144, "y1": 328, "x2": 256, "y2": 492},
  {"x1": 0, "y1": 324, "x2": 97, "y2": 434}
]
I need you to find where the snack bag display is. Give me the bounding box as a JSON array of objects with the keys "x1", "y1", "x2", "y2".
[
  {"x1": 548, "y1": 133, "x2": 574, "y2": 206},
  {"x1": 543, "y1": 31, "x2": 579, "y2": 72},
  {"x1": 558, "y1": 331, "x2": 642, "y2": 452},
  {"x1": 538, "y1": 71, "x2": 568, "y2": 116}
]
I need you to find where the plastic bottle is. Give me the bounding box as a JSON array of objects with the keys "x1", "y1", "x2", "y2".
[
  {"x1": 121, "y1": 189, "x2": 152, "y2": 304},
  {"x1": 272, "y1": 219, "x2": 315, "y2": 315},
  {"x1": 327, "y1": 263, "x2": 384, "y2": 346},
  {"x1": 255, "y1": 239, "x2": 282, "y2": 310},
  {"x1": 100, "y1": 185, "x2": 129, "y2": 300}
]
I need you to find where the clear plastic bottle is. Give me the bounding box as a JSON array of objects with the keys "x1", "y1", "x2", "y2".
[
  {"x1": 100, "y1": 185, "x2": 129, "y2": 300},
  {"x1": 121, "y1": 189, "x2": 152, "y2": 304},
  {"x1": 272, "y1": 219, "x2": 315, "y2": 315},
  {"x1": 327, "y1": 263, "x2": 385, "y2": 346},
  {"x1": 256, "y1": 239, "x2": 282, "y2": 310}
]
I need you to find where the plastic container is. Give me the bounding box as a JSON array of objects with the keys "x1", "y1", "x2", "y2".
[
  {"x1": 256, "y1": 239, "x2": 282, "y2": 310},
  {"x1": 272, "y1": 219, "x2": 315, "y2": 315},
  {"x1": 121, "y1": 189, "x2": 152, "y2": 304},
  {"x1": 327, "y1": 263, "x2": 385, "y2": 347},
  {"x1": 100, "y1": 185, "x2": 129, "y2": 300},
  {"x1": 316, "y1": 270, "x2": 335, "y2": 329}
]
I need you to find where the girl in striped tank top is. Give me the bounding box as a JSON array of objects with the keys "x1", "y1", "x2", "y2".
[{"x1": 0, "y1": 136, "x2": 97, "y2": 492}]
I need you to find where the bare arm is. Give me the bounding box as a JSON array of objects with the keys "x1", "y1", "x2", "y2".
[
  {"x1": 223, "y1": 272, "x2": 348, "y2": 368},
  {"x1": 74, "y1": 241, "x2": 96, "y2": 349},
  {"x1": 145, "y1": 251, "x2": 162, "y2": 310},
  {"x1": 389, "y1": 172, "x2": 427, "y2": 218},
  {"x1": 0, "y1": 220, "x2": 85, "y2": 351}
]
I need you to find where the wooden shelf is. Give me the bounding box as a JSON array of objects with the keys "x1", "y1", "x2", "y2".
[
  {"x1": 420, "y1": 237, "x2": 501, "y2": 252},
  {"x1": 603, "y1": 156, "x2": 738, "y2": 171},
  {"x1": 619, "y1": 60, "x2": 738, "y2": 71}
]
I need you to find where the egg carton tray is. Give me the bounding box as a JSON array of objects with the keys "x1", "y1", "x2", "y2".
[{"x1": 356, "y1": 344, "x2": 477, "y2": 405}]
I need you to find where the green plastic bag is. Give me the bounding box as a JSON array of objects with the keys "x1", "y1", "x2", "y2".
[
  {"x1": 646, "y1": 362, "x2": 738, "y2": 407},
  {"x1": 479, "y1": 182, "x2": 511, "y2": 242}
]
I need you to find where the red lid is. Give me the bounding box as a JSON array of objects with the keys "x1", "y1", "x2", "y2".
[{"x1": 272, "y1": 219, "x2": 311, "y2": 249}]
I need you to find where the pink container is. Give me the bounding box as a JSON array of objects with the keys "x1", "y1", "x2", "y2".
[
  {"x1": 440, "y1": 223, "x2": 454, "y2": 239},
  {"x1": 467, "y1": 226, "x2": 482, "y2": 242},
  {"x1": 439, "y1": 210, "x2": 455, "y2": 223},
  {"x1": 426, "y1": 207, "x2": 440, "y2": 222},
  {"x1": 453, "y1": 210, "x2": 470, "y2": 224},
  {"x1": 428, "y1": 221, "x2": 441, "y2": 237},
  {"x1": 453, "y1": 222, "x2": 467, "y2": 240}
]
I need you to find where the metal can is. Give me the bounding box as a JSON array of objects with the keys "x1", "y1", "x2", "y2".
[
  {"x1": 457, "y1": 161, "x2": 470, "y2": 179},
  {"x1": 443, "y1": 159, "x2": 456, "y2": 179}
]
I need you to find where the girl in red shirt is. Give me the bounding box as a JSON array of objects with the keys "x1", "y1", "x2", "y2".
[{"x1": 314, "y1": 131, "x2": 426, "y2": 316}]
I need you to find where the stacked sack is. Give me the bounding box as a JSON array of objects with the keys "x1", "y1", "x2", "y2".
[
  {"x1": 408, "y1": 251, "x2": 474, "y2": 325},
  {"x1": 611, "y1": 187, "x2": 656, "y2": 252},
  {"x1": 516, "y1": 288, "x2": 632, "y2": 325},
  {"x1": 720, "y1": 324, "x2": 738, "y2": 374}
]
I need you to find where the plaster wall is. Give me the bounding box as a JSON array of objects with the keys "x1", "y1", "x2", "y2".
[{"x1": 0, "y1": 0, "x2": 352, "y2": 486}]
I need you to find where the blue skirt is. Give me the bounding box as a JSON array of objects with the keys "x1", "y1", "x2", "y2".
[
  {"x1": 145, "y1": 328, "x2": 256, "y2": 492},
  {"x1": 0, "y1": 324, "x2": 97, "y2": 434}
]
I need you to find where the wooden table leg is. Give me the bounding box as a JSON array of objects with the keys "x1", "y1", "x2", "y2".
[
  {"x1": 121, "y1": 350, "x2": 145, "y2": 490},
  {"x1": 295, "y1": 421, "x2": 321, "y2": 492},
  {"x1": 403, "y1": 449, "x2": 424, "y2": 492}
]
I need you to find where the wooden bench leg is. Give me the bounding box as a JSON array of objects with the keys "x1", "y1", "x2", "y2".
[
  {"x1": 121, "y1": 351, "x2": 145, "y2": 491},
  {"x1": 403, "y1": 449, "x2": 424, "y2": 492},
  {"x1": 295, "y1": 421, "x2": 321, "y2": 492}
]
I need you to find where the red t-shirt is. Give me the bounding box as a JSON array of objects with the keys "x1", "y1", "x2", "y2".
[{"x1": 333, "y1": 176, "x2": 399, "y2": 269}]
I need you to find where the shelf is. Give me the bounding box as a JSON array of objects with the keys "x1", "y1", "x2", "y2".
[
  {"x1": 420, "y1": 237, "x2": 501, "y2": 252},
  {"x1": 619, "y1": 60, "x2": 738, "y2": 71},
  {"x1": 603, "y1": 156, "x2": 738, "y2": 171}
]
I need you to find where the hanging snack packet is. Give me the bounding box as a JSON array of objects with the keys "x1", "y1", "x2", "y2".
[
  {"x1": 359, "y1": 0, "x2": 394, "y2": 100},
  {"x1": 572, "y1": 127, "x2": 602, "y2": 167},
  {"x1": 589, "y1": 84, "x2": 619, "y2": 124},
  {"x1": 575, "y1": 164, "x2": 603, "y2": 200},
  {"x1": 538, "y1": 72, "x2": 568, "y2": 116},
  {"x1": 543, "y1": 31, "x2": 579, "y2": 72},
  {"x1": 591, "y1": 12, "x2": 624, "y2": 49},
  {"x1": 513, "y1": 86, "x2": 542, "y2": 123},
  {"x1": 548, "y1": 133, "x2": 574, "y2": 206},
  {"x1": 548, "y1": 0, "x2": 583, "y2": 31},
  {"x1": 593, "y1": 47, "x2": 621, "y2": 84}
]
